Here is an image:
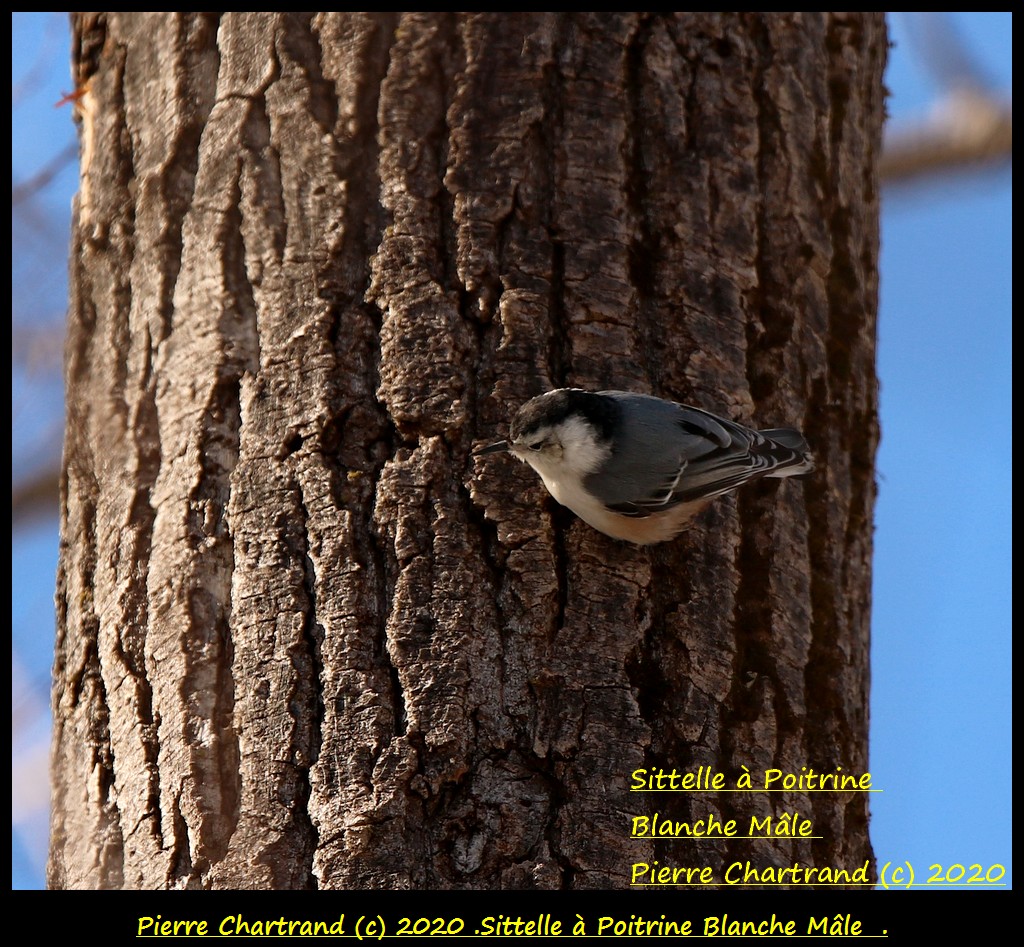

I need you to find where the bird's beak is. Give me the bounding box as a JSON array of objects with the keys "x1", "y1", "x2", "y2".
[{"x1": 473, "y1": 440, "x2": 509, "y2": 456}]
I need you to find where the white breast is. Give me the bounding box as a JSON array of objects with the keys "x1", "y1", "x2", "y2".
[{"x1": 538, "y1": 472, "x2": 708, "y2": 545}]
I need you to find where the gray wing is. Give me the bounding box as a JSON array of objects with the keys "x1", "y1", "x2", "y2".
[{"x1": 585, "y1": 392, "x2": 812, "y2": 518}]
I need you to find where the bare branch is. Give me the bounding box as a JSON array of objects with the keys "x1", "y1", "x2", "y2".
[
  {"x1": 881, "y1": 90, "x2": 1011, "y2": 184},
  {"x1": 882, "y1": 13, "x2": 1012, "y2": 185},
  {"x1": 11, "y1": 141, "x2": 78, "y2": 206},
  {"x1": 898, "y1": 11, "x2": 996, "y2": 95},
  {"x1": 12, "y1": 465, "x2": 60, "y2": 528}
]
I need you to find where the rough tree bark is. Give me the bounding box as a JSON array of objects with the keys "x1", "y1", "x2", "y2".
[{"x1": 50, "y1": 12, "x2": 884, "y2": 889}]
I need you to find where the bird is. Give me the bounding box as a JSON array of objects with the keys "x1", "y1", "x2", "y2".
[{"x1": 474, "y1": 388, "x2": 814, "y2": 545}]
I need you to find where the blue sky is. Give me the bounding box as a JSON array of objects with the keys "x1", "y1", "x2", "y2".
[
  {"x1": 871, "y1": 12, "x2": 1011, "y2": 890},
  {"x1": 11, "y1": 13, "x2": 1011, "y2": 890}
]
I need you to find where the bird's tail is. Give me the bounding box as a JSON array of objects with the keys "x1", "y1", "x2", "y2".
[{"x1": 758, "y1": 428, "x2": 815, "y2": 477}]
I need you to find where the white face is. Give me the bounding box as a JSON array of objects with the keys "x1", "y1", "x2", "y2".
[{"x1": 509, "y1": 415, "x2": 610, "y2": 482}]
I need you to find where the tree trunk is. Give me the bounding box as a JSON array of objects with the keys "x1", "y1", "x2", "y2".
[{"x1": 50, "y1": 12, "x2": 884, "y2": 890}]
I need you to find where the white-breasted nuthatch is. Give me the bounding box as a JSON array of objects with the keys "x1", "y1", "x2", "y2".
[{"x1": 475, "y1": 389, "x2": 814, "y2": 545}]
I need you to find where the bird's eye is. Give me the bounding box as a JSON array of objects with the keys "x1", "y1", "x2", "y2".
[{"x1": 529, "y1": 442, "x2": 543, "y2": 451}]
